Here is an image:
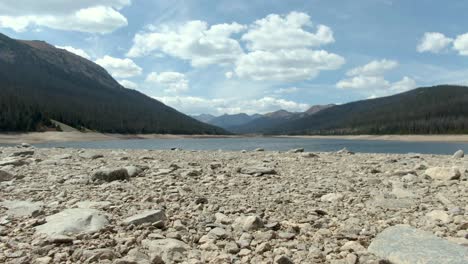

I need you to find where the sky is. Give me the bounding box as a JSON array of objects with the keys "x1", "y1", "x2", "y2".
[{"x1": 1, "y1": 0, "x2": 468, "y2": 115}]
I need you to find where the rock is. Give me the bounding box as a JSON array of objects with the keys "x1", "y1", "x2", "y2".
[
  {"x1": 74, "y1": 201, "x2": 112, "y2": 209},
  {"x1": 254, "y1": 148, "x2": 265, "y2": 152},
  {"x1": 35, "y1": 208, "x2": 109, "y2": 236},
  {"x1": 215, "y1": 212, "x2": 232, "y2": 224},
  {"x1": 426, "y1": 210, "x2": 450, "y2": 224},
  {"x1": 48, "y1": 235, "x2": 74, "y2": 244},
  {"x1": 368, "y1": 225, "x2": 468, "y2": 264},
  {"x1": 289, "y1": 148, "x2": 304, "y2": 153},
  {"x1": 11, "y1": 150, "x2": 34, "y2": 157},
  {"x1": 92, "y1": 168, "x2": 130, "y2": 182},
  {"x1": 453, "y1": 150, "x2": 464, "y2": 159},
  {"x1": 124, "y1": 166, "x2": 144, "y2": 177},
  {"x1": 425, "y1": 167, "x2": 461, "y2": 181},
  {"x1": 274, "y1": 255, "x2": 294, "y2": 264},
  {"x1": 0, "y1": 157, "x2": 26, "y2": 167},
  {"x1": 337, "y1": 148, "x2": 354, "y2": 155},
  {"x1": 0, "y1": 170, "x2": 14, "y2": 182},
  {"x1": 240, "y1": 166, "x2": 277, "y2": 176},
  {"x1": 225, "y1": 241, "x2": 240, "y2": 254},
  {"x1": 340, "y1": 241, "x2": 366, "y2": 253},
  {"x1": 123, "y1": 210, "x2": 167, "y2": 226},
  {"x1": 301, "y1": 152, "x2": 319, "y2": 158},
  {"x1": 141, "y1": 238, "x2": 190, "y2": 263},
  {"x1": 320, "y1": 193, "x2": 344, "y2": 202},
  {"x1": 79, "y1": 152, "x2": 103, "y2": 159},
  {"x1": 33, "y1": 257, "x2": 52, "y2": 264},
  {"x1": 233, "y1": 215, "x2": 264, "y2": 231},
  {"x1": 1, "y1": 200, "x2": 44, "y2": 217}
]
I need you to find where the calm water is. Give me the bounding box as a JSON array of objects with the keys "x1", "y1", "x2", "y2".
[{"x1": 28, "y1": 137, "x2": 468, "y2": 155}]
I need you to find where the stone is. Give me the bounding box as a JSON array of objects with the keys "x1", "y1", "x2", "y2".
[
  {"x1": 340, "y1": 241, "x2": 366, "y2": 253},
  {"x1": 368, "y1": 225, "x2": 468, "y2": 264},
  {"x1": 1, "y1": 200, "x2": 44, "y2": 217},
  {"x1": 33, "y1": 257, "x2": 52, "y2": 264},
  {"x1": 48, "y1": 235, "x2": 74, "y2": 244},
  {"x1": 0, "y1": 157, "x2": 26, "y2": 167},
  {"x1": 240, "y1": 166, "x2": 277, "y2": 176},
  {"x1": 141, "y1": 238, "x2": 190, "y2": 263},
  {"x1": 79, "y1": 152, "x2": 103, "y2": 159},
  {"x1": 233, "y1": 215, "x2": 264, "y2": 231},
  {"x1": 215, "y1": 212, "x2": 232, "y2": 224},
  {"x1": 320, "y1": 193, "x2": 344, "y2": 202},
  {"x1": 11, "y1": 150, "x2": 34, "y2": 157},
  {"x1": 225, "y1": 241, "x2": 240, "y2": 254},
  {"x1": 74, "y1": 201, "x2": 112, "y2": 209},
  {"x1": 123, "y1": 210, "x2": 167, "y2": 226},
  {"x1": 0, "y1": 170, "x2": 14, "y2": 182},
  {"x1": 426, "y1": 210, "x2": 450, "y2": 224},
  {"x1": 35, "y1": 208, "x2": 109, "y2": 236},
  {"x1": 425, "y1": 167, "x2": 461, "y2": 181},
  {"x1": 453, "y1": 150, "x2": 464, "y2": 159},
  {"x1": 125, "y1": 166, "x2": 144, "y2": 177},
  {"x1": 254, "y1": 148, "x2": 265, "y2": 152},
  {"x1": 289, "y1": 148, "x2": 304, "y2": 153},
  {"x1": 274, "y1": 255, "x2": 294, "y2": 264},
  {"x1": 92, "y1": 168, "x2": 130, "y2": 182}
]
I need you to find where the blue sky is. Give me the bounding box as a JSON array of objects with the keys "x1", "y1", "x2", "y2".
[{"x1": 1, "y1": 0, "x2": 468, "y2": 115}]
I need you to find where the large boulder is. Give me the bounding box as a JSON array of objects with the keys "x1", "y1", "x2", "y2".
[
  {"x1": 141, "y1": 238, "x2": 190, "y2": 263},
  {"x1": 91, "y1": 168, "x2": 129, "y2": 182},
  {"x1": 424, "y1": 167, "x2": 461, "y2": 181},
  {"x1": 368, "y1": 225, "x2": 468, "y2": 264},
  {"x1": 35, "y1": 208, "x2": 109, "y2": 236},
  {"x1": 1, "y1": 200, "x2": 44, "y2": 217},
  {"x1": 453, "y1": 150, "x2": 464, "y2": 159}
]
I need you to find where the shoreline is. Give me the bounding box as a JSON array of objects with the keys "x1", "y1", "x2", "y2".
[{"x1": 1, "y1": 131, "x2": 468, "y2": 144}]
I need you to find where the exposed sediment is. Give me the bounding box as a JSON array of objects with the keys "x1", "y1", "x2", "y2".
[{"x1": 0, "y1": 145, "x2": 467, "y2": 263}]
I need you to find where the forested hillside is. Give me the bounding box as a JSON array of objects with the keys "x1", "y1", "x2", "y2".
[
  {"x1": 0, "y1": 33, "x2": 225, "y2": 134},
  {"x1": 265, "y1": 85, "x2": 468, "y2": 135}
]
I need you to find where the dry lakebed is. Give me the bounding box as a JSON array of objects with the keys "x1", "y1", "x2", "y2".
[{"x1": 0, "y1": 145, "x2": 467, "y2": 263}]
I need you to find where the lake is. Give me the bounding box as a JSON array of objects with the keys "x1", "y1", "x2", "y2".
[{"x1": 29, "y1": 137, "x2": 468, "y2": 155}]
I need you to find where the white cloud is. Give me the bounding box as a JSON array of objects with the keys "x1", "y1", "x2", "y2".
[
  {"x1": 0, "y1": 1, "x2": 129, "y2": 33},
  {"x1": 242, "y1": 12, "x2": 334, "y2": 51},
  {"x1": 155, "y1": 96, "x2": 309, "y2": 115},
  {"x1": 55, "y1": 45, "x2": 91, "y2": 60},
  {"x1": 346, "y1": 59, "x2": 398, "y2": 77},
  {"x1": 225, "y1": 71, "x2": 234, "y2": 79},
  {"x1": 337, "y1": 59, "x2": 416, "y2": 97},
  {"x1": 417, "y1": 32, "x2": 453, "y2": 53},
  {"x1": 95, "y1": 55, "x2": 142, "y2": 79},
  {"x1": 146, "y1": 72, "x2": 189, "y2": 93},
  {"x1": 127, "y1": 21, "x2": 246, "y2": 67},
  {"x1": 118, "y1": 79, "x2": 138, "y2": 89},
  {"x1": 453, "y1": 33, "x2": 468, "y2": 56},
  {"x1": 337, "y1": 76, "x2": 390, "y2": 90},
  {"x1": 274, "y1": 87, "x2": 300, "y2": 94},
  {"x1": 235, "y1": 49, "x2": 345, "y2": 81}
]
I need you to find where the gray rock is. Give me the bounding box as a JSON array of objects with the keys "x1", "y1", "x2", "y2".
[
  {"x1": 425, "y1": 167, "x2": 461, "y2": 181},
  {"x1": 289, "y1": 148, "x2": 304, "y2": 153},
  {"x1": 74, "y1": 201, "x2": 112, "y2": 209},
  {"x1": 0, "y1": 170, "x2": 14, "y2": 182},
  {"x1": 320, "y1": 193, "x2": 344, "y2": 202},
  {"x1": 274, "y1": 255, "x2": 294, "y2": 264},
  {"x1": 368, "y1": 225, "x2": 468, "y2": 264},
  {"x1": 0, "y1": 157, "x2": 27, "y2": 167},
  {"x1": 240, "y1": 166, "x2": 277, "y2": 176},
  {"x1": 233, "y1": 215, "x2": 264, "y2": 231},
  {"x1": 426, "y1": 210, "x2": 450, "y2": 224},
  {"x1": 35, "y1": 208, "x2": 109, "y2": 236},
  {"x1": 141, "y1": 238, "x2": 190, "y2": 263},
  {"x1": 92, "y1": 168, "x2": 129, "y2": 182},
  {"x1": 125, "y1": 166, "x2": 144, "y2": 177},
  {"x1": 453, "y1": 150, "x2": 464, "y2": 159},
  {"x1": 1, "y1": 200, "x2": 44, "y2": 217},
  {"x1": 79, "y1": 152, "x2": 103, "y2": 160},
  {"x1": 254, "y1": 148, "x2": 264, "y2": 152},
  {"x1": 123, "y1": 210, "x2": 167, "y2": 226},
  {"x1": 11, "y1": 150, "x2": 34, "y2": 157}
]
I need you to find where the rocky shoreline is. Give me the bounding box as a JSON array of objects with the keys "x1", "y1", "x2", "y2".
[{"x1": 0, "y1": 145, "x2": 467, "y2": 263}]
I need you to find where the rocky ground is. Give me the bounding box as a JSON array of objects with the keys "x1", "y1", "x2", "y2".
[{"x1": 0, "y1": 145, "x2": 467, "y2": 263}]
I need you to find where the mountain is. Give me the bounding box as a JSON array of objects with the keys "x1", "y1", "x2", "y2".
[
  {"x1": 0, "y1": 33, "x2": 225, "y2": 134},
  {"x1": 191, "y1": 114, "x2": 216, "y2": 123},
  {"x1": 229, "y1": 106, "x2": 333, "y2": 134},
  {"x1": 208, "y1": 113, "x2": 261, "y2": 130},
  {"x1": 264, "y1": 85, "x2": 468, "y2": 135}
]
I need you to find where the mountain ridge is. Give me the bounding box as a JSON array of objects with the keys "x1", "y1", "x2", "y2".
[{"x1": 0, "y1": 33, "x2": 226, "y2": 134}]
